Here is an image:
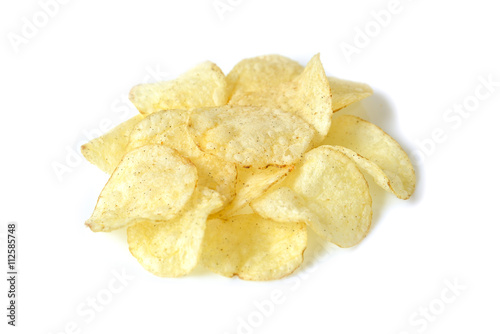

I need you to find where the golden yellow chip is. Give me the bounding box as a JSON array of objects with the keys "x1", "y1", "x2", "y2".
[
  {"x1": 201, "y1": 214, "x2": 307, "y2": 280},
  {"x1": 217, "y1": 165, "x2": 292, "y2": 217},
  {"x1": 251, "y1": 145, "x2": 372, "y2": 248},
  {"x1": 128, "y1": 109, "x2": 237, "y2": 206},
  {"x1": 81, "y1": 115, "x2": 143, "y2": 174},
  {"x1": 129, "y1": 61, "x2": 228, "y2": 115},
  {"x1": 85, "y1": 145, "x2": 198, "y2": 232},
  {"x1": 127, "y1": 187, "x2": 223, "y2": 277},
  {"x1": 188, "y1": 105, "x2": 314, "y2": 168},
  {"x1": 322, "y1": 115, "x2": 416, "y2": 199},
  {"x1": 226, "y1": 54, "x2": 303, "y2": 95},
  {"x1": 229, "y1": 54, "x2": 333, "y2": 145},
  {"x1": 328, "y1": 77, "x2": 373, "y2": 112}
]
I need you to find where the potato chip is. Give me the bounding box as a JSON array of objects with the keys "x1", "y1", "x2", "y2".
[
  {"x1": 128, "y1": 109, "x2": 237, "y2": 205},
  {"x1": 227, "y1": 54, "x2": 371, "y2": 116},
  {"x1": 251, "y1": 186, "x2": 313, "y2": 224},
  {"x1": 127, "y1": 187, "x2": 223, "y2": 277},
  {"x1": 129, "y1": 61, "x2": 228, "y2": 115},
  {"x1": 128, "y1": 109, "x2": 194, "y2": 156},
  {"x1": 201, "y1": 214, "x2": 307, "y2": 280},
  {"x1": 226, "y1": 54, "x2": 303, "y2": 96},
  {"x1": 188, "y1": 105, "x2": 314, "y2": 168},
  {"x1": 85, "y1": 145, "x2": 198, "y2": 232},
  {"x1": 228, "y1": 54, "x2": 333, "y2": 145},
  {"x1": 217, "y1": 165, "x2": 292, "y2": 217},
  {"x1": 322, "y1": 115, "x2": 415, "y2": 199},
  {"x1": 81, "y1": 115, "x2": 143, "y2": 174},
  {"x1": 251, "y1": 145, "x2": 372, "y2": 248},
  {"x1": 328, "y1": 77, "x2": 373, "y2": 112},
  {"x1": 187, "y1": 154, "x2": 236, "y2": 208}
]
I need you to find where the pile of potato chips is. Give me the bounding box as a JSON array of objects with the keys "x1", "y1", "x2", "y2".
[{"x1": 82, "y1": 54, "x2": 415, "y2": 280}]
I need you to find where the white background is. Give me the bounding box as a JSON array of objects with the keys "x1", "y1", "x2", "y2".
[{"x1": 1, "y1": 0, "x2": 499, "y2": 333}]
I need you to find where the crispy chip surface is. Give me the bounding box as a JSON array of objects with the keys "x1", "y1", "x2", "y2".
[
  {"x1": 322, "y1": 115, "x2": 415, "y2": 199},
  {"x1": 85, "y1": 145, "x2": 198, "y2": 232},
  {"x1": 127, "y1": 187, "x2": 223, "y2": 277},
  {"x1": 201, "y1": 214, "x2": 307, "y2": 280},
  {"x1": 128, "y1": 110, "x2": 237, "y2": 205},
  {"x1": 129, "y1": 61, "x2": 228, "y2": 115},
  {"x1": 128, "y1": 109, "x2": 194, "y2": 155},
  {"x1": 328, "y1": 77, "x2": 373, "y2": 112},
  {"x1": 81, "y1": 115, "x2": 143, "y2": 174},
  {"x1": 252, "y1": 145, "x2": 372, "y2": 248},
  {"x1": 228, "y1": 54, "x2": 333, "y2": 145},
  {"x1": 217, "y1": 165, "x2": 292, "y2": 217},
  {"x1": 188, "y1": 105, "x2": 314, "y2": 168},
  {"x1": 251, "y1": 186, "x2": 313, "y2": 224},
  {"x1": 226, "y1": 54, "x2": 303, "y2": 96}
]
